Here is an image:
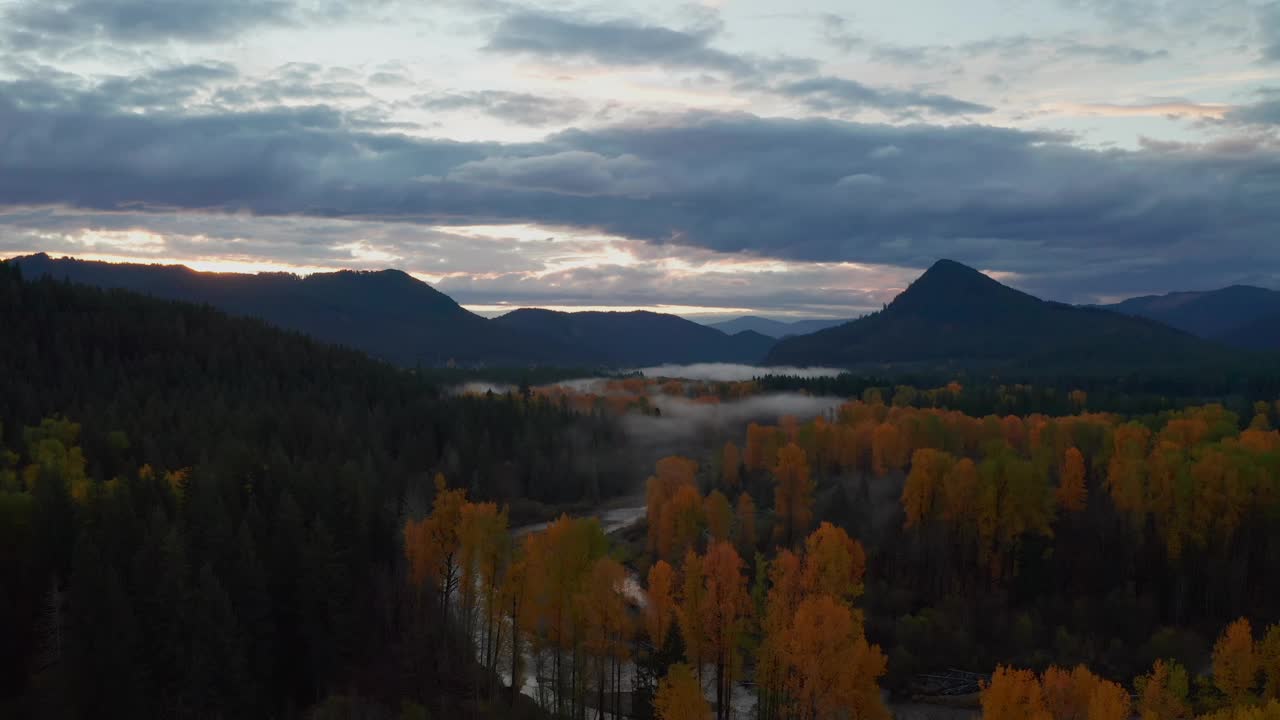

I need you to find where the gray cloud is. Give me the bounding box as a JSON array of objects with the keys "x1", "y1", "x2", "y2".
[
  {"x1": 446, "y1": 151, "x2": 662, "y2": 197},
  {"x1": 3, "y1": 73, "x2": 1280, "y2": 301},
  {"x1": 1226, "y1": 94, "x2": 1280, "y2": 125},
  {"x1": 1263, "y1": 2, "x2": 1280, "y2": 61},
  {"x1": 3, "y1": 0, "x2": 293, "y2": 48},
  {"x1": 819, "y1": 14, "x2": 863, "y2": 53},
  {"x1": 871, "y1": 34, "x2": 1168, "y2": 68},
  {"x1": 778, "y1": 76, "x2": 993, "y2": 116},
  {"x1": 1056, "y1": 42, "x2": 1169, "y2": 63},
  {"x1": 415, "y1": 90, "x2": 589, "y2": 126},
  {"x1": 485, "y1": 11, "x2": 813, "y2": 79}
]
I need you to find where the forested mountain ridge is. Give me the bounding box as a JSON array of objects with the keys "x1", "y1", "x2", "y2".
[
  {"x1": 0, "y1": 260, "x2": 628, "y2": 718},
  {"x1": 8, "y1": 252, "x2": 584, "y2": 367},
  {"x1": 493, "y1": 308, "x2": 777, "y2": 366},
  {"x1": 705, "y1": 315, "x2": 848, "y2": 339},
  {"x1": 9, "y1": 254, "x2": 778, "y2": 367},
  {"x1": 766, "y1": 259, "x2": 1240, "y2": 371},
  {"x1": 1102, "y1": 284, "x2": 1280, "y2": 346}
]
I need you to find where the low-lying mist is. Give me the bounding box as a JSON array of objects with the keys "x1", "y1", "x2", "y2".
[
  {"x1": 621, "y1": 393, "x2": 845, "y2": 463},
  {"x1": 634, "y1": 363, "x2": 844, "y2": 382}
]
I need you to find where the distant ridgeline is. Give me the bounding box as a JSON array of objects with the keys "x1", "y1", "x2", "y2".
[
  {"x1": 7, "y1": 254, "x2": 778, "y2": 368},
  {"x1": 765, "y1": 259, "x2": 1270, "y2": 372},
  {"x1": 12, "y1": 254, "x2": 1277, "y2": 377}
]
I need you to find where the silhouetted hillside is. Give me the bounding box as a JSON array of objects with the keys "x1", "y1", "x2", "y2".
[
  {"x1": 706, "y1": 316, "x2": 848, "y2": 338},
  {"x1": 494, "y1": 308, "x2": 775, "y2": 366},
  {"x1": 766, "y1": 259, "x2": 1234, "y2": 371},
  {"x1": 1215, "y1": 311, "x2": 1280, "y2": 350},
  {"x1": 9, "y1": 254, "x2": 586, "y2": 366},
  {"x1": 1103, "y1": 285, "x2": 1280, "y2": 344}
]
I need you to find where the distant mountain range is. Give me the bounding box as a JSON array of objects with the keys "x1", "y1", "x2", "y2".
[
  {"x1": 8, "y1": 254, "x2": 779, "y2": 367},
  {"x1": 705, "y1": 316, "x2": 849, "y2": 338},
  {"x1": 1100, "y1": 286, "x2": 1280, "y2": 350},
  {"x1": 765, "y1": 259, "x2": 1241, "y2": 371},
  {"x1": 11, "y1": 254, "x2": 1276, "y2": 371},
  {"x1": 495, "y1": 309, "x2": 775, "y2": 366}
]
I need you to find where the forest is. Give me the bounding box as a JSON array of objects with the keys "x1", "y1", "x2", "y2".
[{"x1": 4, "y1": 260, "x2": 1280, "y2": 720}]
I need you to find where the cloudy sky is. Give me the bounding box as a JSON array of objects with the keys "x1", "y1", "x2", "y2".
[{"x1": 2, "y1": 0, "x2": 1279, "y2": 319}]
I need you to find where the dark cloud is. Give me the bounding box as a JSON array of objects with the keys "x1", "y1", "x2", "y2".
[
  {"x1": 3, "y1": 74, "x2": 1280, "y2": 300},
  {"x1": 1226, "y1": 95, "x2": 1280, "y2": 125},
  {"x1": 3, "y1": 0, "x2": 294, "y2": 47},
  {"x1": 446, "y1": 151, "x2": 661, "y2": 196},
  {"x1": 415, "y1": 91, "x2": 589, "y2": 126},
  {"x1": 778, "y1": 76, "x2": 993, "y2": 116},
  {"x1": 485, "y1": 11, "x2": 813, "y2": 79}
]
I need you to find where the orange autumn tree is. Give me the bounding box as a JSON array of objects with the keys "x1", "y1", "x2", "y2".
[
  {"x1": 647, "y1": 456, "x2": 698, "y2": 557},
  {"x1": 677, "y1": 549, "x2": 710, "y2": 685},
  {"x1": 773, "y1": 442, "x2": 814, "y2": 549},
  {"x1": 667, "y1": 484, "x2": 706, "y2": 561},
  {"x1": 1041, "y1": 665, "x2": 1096, "y2": 720},
  {"x1": 757, "y1": 550, "x2": 803, "y2": 720},
  {"x1": 758, "y1": 525, "x2": 886, "y2": 720},
  {"x1": 701, "y1": 542, "x2": 750, "y2": 720},
  {"x1": 704, "y1": 490, "x2": 733, "y2": 543},
  {"x1": 1262, "y1": 624, "x2": 1280, "y2": 700},
  {"x1": 800, "y1": 521, "x2": 866, "y2": 605},
  {"x1": 580, "y1": 557, "x2": 632, "y2": 718},
  {"x1": 982, "y1": 666, "x2": 1052, "y2": 720},
  {"x1": 404, "y1": 473, "x2": 467, "y2": 624},
  {"x1": 645, "y1": 560, "x2": 677, "y2": 649},
  {"x1": 654, "y1": 663, "x2": 709, "y2": 720},
  {"x1": 1087, "y1": 677, "x2": 1132, "y2": 720},
  {"x1": 871, "y1": 422, "x2": 908, "y2": 476},
  {"x1": 522, "y1": 515, "x2": 609, "y2": 717},
  {"x1": 903, "y1": 448, "x2": 953, "y2": 528},
  {"x1": 746, "y1": 422, "x2": 780, "y2": 472},
  {"x1": 735, "y1": 492, "x2": 757, "y2": 558},
  {"x1": 1057, "y1": 446, "x2": 1088, "y2": 513},
  {"x1": 1214, "y1": 618, "x2": 1260, "y2": 707},
  {"x1": 783, "y1": 594, "x2": 888, "y2": 720}
]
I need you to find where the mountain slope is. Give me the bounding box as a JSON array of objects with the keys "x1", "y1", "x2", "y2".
[
  {"x1": 766, "y1": 259, "x2": 1232, "y2": 371},
  {"x1": 1102, "y1": 285, "x2": 1280, "y2": 342},
  {"x1": 707, "y1": 316, "x2": 848, "y2": 338},
  {"x1": 9, "y1": 253, "x2": 583, "y2": 366},
  {"x1": 494, "y1": 308, "x2": 776, "y2": 366},
  {"x1": 1215, "y1": 311, "x2": 1280, "y2": 350}
]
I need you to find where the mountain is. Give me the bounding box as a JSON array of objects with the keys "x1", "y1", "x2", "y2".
[
  {"x1": 8, "y1": 253, "x2": 586, "y2": 366},
  {"x1": 706, "y1": 316, "x2": 849, "y2": 338},
  {"x1": 766, "y1": 259, "x2": 1234, "y2": 371},
  {"x1": 493, "y1": 308, "x2": 776, "y2": 366},
  {"x1": 1215, "y1": 311, "x2": 1280, "y2": 350},
  {"x1": 1101, "y1": 285, "x2": 1280, "y2": 343}
]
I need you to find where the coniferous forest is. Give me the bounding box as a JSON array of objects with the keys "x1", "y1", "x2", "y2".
[{"x1": 6, "y1": 260, "x2": 1280, "y2": 720}]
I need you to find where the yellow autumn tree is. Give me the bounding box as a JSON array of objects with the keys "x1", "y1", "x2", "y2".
[
  {"x1": 773, "y1": 443, "x2": 813, "y2": 549},
  {"x1": 1214, "y1": 618, "x2": 1259, "y2": 706},
  {"x1": 654, "y1": 663, "x2": 709, "y2": 720},
  {"x1": 982, "y1": 666, "x2": 1052, "y2": 720},
  {"x1": 783, "y1": 594, "x2": 889, "y2": 720},
  {"x1": 646, "y1": 559, "x2": 677, "y2": 648}
]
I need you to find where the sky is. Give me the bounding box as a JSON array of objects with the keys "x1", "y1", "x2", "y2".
[{"x1": 2, "y1": 0, "x2": 1279, "y2": 320}]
